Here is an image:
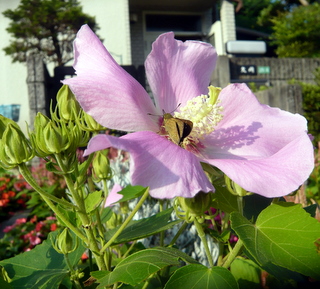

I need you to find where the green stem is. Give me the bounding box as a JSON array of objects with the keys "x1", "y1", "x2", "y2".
[
  {"x1": 193, "y1": 218, "x2": 214, "y2": 268},
  {"x1": 18, "y1": 163, "x2": 77, "y2": 209},
  {"x1": 100, "y1": 187, "x2": 150, "y2": 253},
  {"x1": 221, "y1": 238, "x2": 243, "y2": 269},
  {"x1": 64, "y1": 254, "x2": 82, "y2": 289},
  {"x1": 237, "y1": 196, "x2": 243, "y2": 215},
  {"x1": 63, "y1": 172, "x2": 107, "y2": 271},
  {"x1": 168, "y1": 221, "x2": 188, "y2": 247},
  {"x1": 18, "y1": 163, "x2": 87, "y2": 243},
  {"x1": 159, "y1": 200, "x2": 164, "y2": 246}
]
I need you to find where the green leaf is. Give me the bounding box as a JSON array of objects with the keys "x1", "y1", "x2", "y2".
[
  {"x1": 230, "y1": 258, "x2": 261, "y2": 289},
  {"x1": 105, "y1": 208, "x2": 182, "y2": 245},
  {"x1": 91, "y1": 247, "x2": 198, "y2": 287},
  {"x1": 100, "y1": 207, "x2": 113, "y2": 223},
  {"x1": 0, "y1": 231, "x2": 85, "y2": 289},
  {"x1": 116, "y1": 185, "x2": 146, "y2": 203},
  {"x1": 230, "y1": 202, "x2": 320, "y2": 280},
  {"x1": 304, "y1": 204, "x2": 318, "y2": 218},
  {"x1": 85, "y1": 190, "x2": 103, "y2": 213},
  {"x1": 243, "y1": 194, "x2": 274, "y2": 222},
  {"x1": 0, "y1": 274, "x2": 13, "y2": 289},
  {"x1": 56, "y1": 205, "x2": 81, "y2": 228},
  {"x1": 211, "y1": 185, "x2": 238, "y2": 213},
  {"x1": 164, "y1": 264, "x2": 239, "y2": 289}
]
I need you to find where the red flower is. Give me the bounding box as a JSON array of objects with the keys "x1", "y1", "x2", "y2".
[{"x1": 50, "y1": 223, "x2": 57, "y2": 231}]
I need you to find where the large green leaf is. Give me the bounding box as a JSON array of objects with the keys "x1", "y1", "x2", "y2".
[
  {"x1": 230, "y1": 257, "x2": 261, "y2": 289},
  {"x1": 164, "y1": 264, "x2": 239, "y2": 289},
  {"x1": 230, "y1": 202, "x2": 320, "y2": 280},
  {"x1": 105, "y1": 208, "x2": 182, "y2": 245},
  {"x1": 211, "y1": 185, "x2": 238, "y2": 213},
  {"x1": 91, "y1": 247, "x2": 198, "y2": 287},
  {"x1": 0, "y1": 231, "x2": 85, "y2": 289}
]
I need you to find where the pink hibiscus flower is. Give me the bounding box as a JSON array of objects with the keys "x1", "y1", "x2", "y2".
[{"x1": 63, "y1": 25, "x2": 314, "y2": 199}]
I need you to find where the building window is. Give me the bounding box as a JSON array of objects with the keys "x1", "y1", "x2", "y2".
[{"x1": 145, "y1": 14, "x2": 202, "y2": 32}]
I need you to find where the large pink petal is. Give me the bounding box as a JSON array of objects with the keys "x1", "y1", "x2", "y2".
[
  {"x1": 200, "y1": 83, "x2": 314, "y2": 197},
  {"x1": 205, "y1": 134, "x2": 314, "y2": 197},
  {"x1": 145, "y1": 32, "x2": 217, "y2": 113},
  {"x1": 63, "y1": 25, "x2": 159, "y2": 132},
  {"x1": 84, "y1": 132, "x2": 214, "y2": 199}
]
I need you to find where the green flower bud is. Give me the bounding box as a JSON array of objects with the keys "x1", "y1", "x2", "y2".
[
  {"x1": 178, "y1": 192, "x2": 214, "y2": 216},
  {"x1": 42, "y1": 121, "x2": 71, "y2": 154},
  {"x1": 30, "y1": 113, "x2": 52, "y2": 157},
  {"x1": 0, "y1": 123, "x2": 34, "y2": 168},
  {"x1": 92, "y1": 150, "x2": 113, "y2": 181},
  {"x1": 56, "y1": 85, "x2": 81, "y2": 122},
  {"x1": 0, "y1": 115, "x2": 20, "y2": 138},
  {"x1": 224, "y1": 175, "x2": 251, "y2": 197},
  {"x1": 68, "y1": 122, "x2": 90, "y2": 152},
  {"x1": 77, "y1": 110, "x2": 105, "y2": 132},
  {"x1": 106, "y1": 212, "x2": 122, "y2": 229},
  {"x1": 53, "y1": 228, "x2": 78, "y2": 255}
]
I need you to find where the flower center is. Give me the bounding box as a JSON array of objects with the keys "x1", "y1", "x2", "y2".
[{"x1": 174, "y1": 86, "x2": 223, "y2": 145}]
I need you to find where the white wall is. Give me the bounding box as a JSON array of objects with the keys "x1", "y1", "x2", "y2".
[
  {"x1": 81, "y1": 0, "x2": 131, "y2": 65},
  {"x1": 0, "y1": 0, "x2": 131, "y2": 133},
  {"x1": 0, "y1": 0, "x2": 29, "y2": 132}
]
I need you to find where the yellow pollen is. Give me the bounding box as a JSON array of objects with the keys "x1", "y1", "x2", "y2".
[{"x1": 174, "y1": 86, "x2": 223, "y2": 144}]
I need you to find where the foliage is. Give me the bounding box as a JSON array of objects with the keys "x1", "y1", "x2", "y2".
[
  {"x1": 0, "y1": 86, "x2": 319, "y2": 288},
  {"x1": 2, "y1": 0, "x2": 98, "y2": 66},
  {"x1": 270, "y1": 3, "x2": 320, "y2": 57},
  {"x1": 0, "y1": 169, "x2": 30, "y2": 221},
  {"x1": 247, "y1": 82, "x2": 269, "y2": 93},
  {"x1": 0, "y1": 215, "x2": 58, "y2": 260},
  {"x1": 257, "y1": 0, "x2": 317, "y2": 27},
  {"x1": 235, "y1": 0, "x2": 273, "y2": 33},
  {"x1": 289, "y1": 67, "x2": 320, "y2": 144},
  {"x1": 306, "y1": 144, "x2": 320, "y2": 203}
]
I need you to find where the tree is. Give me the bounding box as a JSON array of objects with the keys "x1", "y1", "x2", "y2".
[
  {"x1": 3, "y1": 0, "x2": 99, "y2": 66},
  {"x1": 270, "y1": 2, "x2": 320, "y2": 57},
  {"x1": 257, "y1": 0, "x2": 317, "y2": 28}
]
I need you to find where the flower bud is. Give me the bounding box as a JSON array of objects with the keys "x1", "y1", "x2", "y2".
[
  {"x1": 0, "y1": 123, "x2": 34, "y2": 168},
  {"x1": 30, "y1": 113, "x2": 52, "y2": 157},
  {"x1": 177, "y1": 191, "x2": 214, "y2": 222},
  {"x1": 56, "y1": 85, "x2": 81, "y2": 122},
  {"x1": 77, "y1": 111, "x2": 105, "y2": 132},
  {"x1": 92, "y1": 150, "x2": 113, "y2": 181},
  {"x1": 53, "y1": 228, "x2": 78, "y2": 255},
  {"x1": 0, "y1": 115, "x2": 20, "y2": 138},
  {"x1": 68, "y1": 122, "x2": 90, "y2": 152},
  {"x1": 224, "y1": 175, "x2": 250, "y2": 197},
  {"x1": 42, "y1": 121, "x2": 71, "y2": 154}
]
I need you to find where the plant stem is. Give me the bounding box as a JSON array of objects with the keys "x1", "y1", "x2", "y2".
[
  {"x1": 63, "y1": 172, "x2": 107, "y2": 271},
  {"x1": 193, "y1": 218, "x2": 214, "y2": 268},
  {"x1": 168, "y1": 221, "x2": 188, "y2": 247},
  {"x1": 18, "y1": 163, "x2": 87, "y2": 243},
  {"x1": 159, "y1": 200, "x2": 164, "y2": 246},
  {"x1": 64, "y1": 254, "x2": 82, "y2": 289},
  {"x1": 221, "y1": 238, "x2": 243, "y2": 269},
  {"x1": 100, "y1": 187, "x2": 150, "y2": 253},
  {"x1": 18, "y1": 163, "x2": 77, "y2": 209}
]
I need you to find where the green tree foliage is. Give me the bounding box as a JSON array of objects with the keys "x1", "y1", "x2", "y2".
[
  {"x1": 3, "y1": 0, "x2": 99, "y2": 66},
  {"x1": 290, "y1": 67, "x2": 320, "y2": 144},
  {"x1": 235, "y1": 0, "x2": 273, "y2": 33},
  {"x1": 269, "y1": 3, "x2": 320, "y2": 57}
]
